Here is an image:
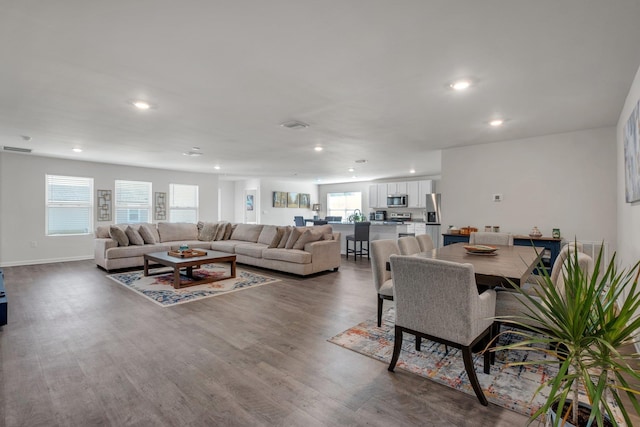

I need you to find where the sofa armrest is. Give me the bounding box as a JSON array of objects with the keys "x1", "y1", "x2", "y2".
[
  {"x1": 304, "y1": 236, "x2": 341, "y2": 271},
  {"x1": 95, "y1": 238, "x2": 118, "y2": 269}
]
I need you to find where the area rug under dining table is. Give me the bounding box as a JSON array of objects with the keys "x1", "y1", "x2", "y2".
[
  {"x1": 329, "y1": 308, "x2": 623, "y2": 421},
  {"x1": 107, "y1": 264, "x2": 280, "y2": 307}
]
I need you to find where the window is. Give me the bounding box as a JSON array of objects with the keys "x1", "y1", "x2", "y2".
[
  {"x1": 46, "y1": 175, "x2": 93, "y2": 235},
  {"x1": 115, "y1": 180, "x2": 152, "y2": 224},
  {"x1": 170, "y1": 184, "x2": 199, "y2": 223},
  {"x1": 326, "y1": 192, "x2": 362, "y2": 220}
]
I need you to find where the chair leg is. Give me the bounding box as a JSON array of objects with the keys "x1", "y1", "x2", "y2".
[
  {"x1": 462, "y1": 346, "x2": 488, "y2": 406},
  {"x1": 366, "y1": 241, "x2": 370, "y2": 259},
  {"x1": 346, "y1": 240, "x2": 349, "y2": 260},
  {"x1": 415, "y1": 336, "x2": 422, "y2": 351},
  {"x1": 377, "y1": 296, "x2": 383, "y2": 327},
  {"x1": 388, "y1": 325, "x2": 403, "y2": 372}
]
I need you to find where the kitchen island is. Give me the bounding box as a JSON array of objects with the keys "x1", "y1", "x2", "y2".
[{"x1": 331, "y1": 222, "x2": 441, "y2": 255}]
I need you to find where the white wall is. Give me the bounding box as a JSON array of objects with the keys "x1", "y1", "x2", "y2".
[
  {"x1": 218, "y1": 180, "x2": 236, "y2": 222},
  {"x1": 0, "y1": 153, "x2": 219, "y2": 267},
  {"x1": 617, "y1": 65, "x2": 640, "y2": 268},
  {"x1": 441, "y1": 128, "x2": 617, "y2": 248}
]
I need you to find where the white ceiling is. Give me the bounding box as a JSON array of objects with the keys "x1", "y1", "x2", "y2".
[{"x1": 1, "y1": 1, "x2": 639, "y2": 184}]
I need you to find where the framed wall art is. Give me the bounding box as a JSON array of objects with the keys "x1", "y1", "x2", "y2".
[
  {"x1": 624, "y1": 98, "x2": 640, "y2": 202},
  {"x1": 97, "y1": 190, "x2": 112, "y2": 221},
  {"x1": 287, "y1": 192, "x2": 299, "y2": 208},
  {"x1": 273, "y1": 191, "x2": 287, "y2": 208},
  {"x1": 299, "y1": 193, "x2": 311, "y2": 209},
  {"x1": 155, "y1": 192, "x2": 167, "y2": 220}
]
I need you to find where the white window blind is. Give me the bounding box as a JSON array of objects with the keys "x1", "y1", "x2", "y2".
[
  {"x1": 170, "y1": 184, "x2": 199, "y2": 223},
  {"x1": 46, "y1": 174, "x2": 94, "y2": 235},
  {"x1": 327, "y1": 192, "x2": 362, "y2": 220},
  {"x1": 115, "y1": 180, "x2": 152, "y2": 224}
]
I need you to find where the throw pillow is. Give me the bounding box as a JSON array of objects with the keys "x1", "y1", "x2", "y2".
[
  {"x1": 109, "y1": 225, "x2": 129, "y2": 247},
  {"x1": 198, "y1": 222, "x2": 218, "y2": 241},
  {"x1": 284, "y1": 227, "x2": 303, "y2": 249},
  {"x1": 223, "y1": 223, "x2": 234, "y2": 240},
  {"x1": 138, "y1": 224, "x2": 157, "y2": 244},
  {"x1": 278, "y1": 226, "x2": 292, "y2": 249},
  {"x1": 125, "y1": 226, "x2": 145, "y2": 246},
  {"x1": 95, "y1": 226, "x2": 111, "y2": 238},
  {"x1": 269, "y1": 227, "x2": 285, "y2": 248},
  {"x1": 293, "y1": 229, "x2": 324, "y2": 250},
  {"x1": 215, "y1": 222, "x2": 228, "y2": 241},
  {"x1": 323, "y1": 233, "x2": 334, "y2": 240}
]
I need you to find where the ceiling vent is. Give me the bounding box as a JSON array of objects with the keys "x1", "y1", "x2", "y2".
[
  {"x1": 280, "y1": 120, "x2": 309, "y2": 130},
  {"x1": 3, "y1": 146, "x2": 32, "y2": 153}
]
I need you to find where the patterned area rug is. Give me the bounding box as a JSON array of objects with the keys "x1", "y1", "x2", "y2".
[
  {"x1": 329, "y1": 308, "x2": 622, "y2": 421},
  {"x1": 107, "y1": 264, "x2": 280, "y2": 307}
]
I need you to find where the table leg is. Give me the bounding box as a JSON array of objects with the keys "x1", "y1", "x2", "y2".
[
  {"x1": 144, "y1": 259, "x2": 149, "y2": 276},
  {"x1": 230, "y1": 259, "x2": 236, "y2": 279},
  {"x1": 186, "y1": 266, "x2": 193, "y2": 278},
  {"x1": 173, "y1": 268, "x2": 181, "y2": 289}
]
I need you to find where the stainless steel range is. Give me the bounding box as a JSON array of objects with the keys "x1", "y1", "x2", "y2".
[{"x1": 388, "y1": 212, "x2": 411, "y2": 223}]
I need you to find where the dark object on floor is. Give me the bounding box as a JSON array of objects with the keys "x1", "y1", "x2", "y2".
[{"x1": 0, "y1": 269, "x2": 7, "y2": 326}]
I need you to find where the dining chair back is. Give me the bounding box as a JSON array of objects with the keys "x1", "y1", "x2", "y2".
[
  {"x1": 416, "y1": 234, "x2": 435, "y2": 252},
  {"x1": 388, "y1": 255, "x2": 496, "y2": 406},
  {"x1": 469, "y1": 231, "x2": 513, "y2": 246},
  {"x1": 398, "y1": 236, "x2": 421, "y2": 255},
  {"x1": 293, "y1": 216, "x2": 305, "y2": 226},
  {"x1": 370, "y1": 239, "x2": 399, "y2": 327}
]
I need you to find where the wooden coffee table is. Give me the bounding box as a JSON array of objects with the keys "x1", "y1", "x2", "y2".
[{"x1": 143, "y1": 250, "x2": 237, "y2": 289}]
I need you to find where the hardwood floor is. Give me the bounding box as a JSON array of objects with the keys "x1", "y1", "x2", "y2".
[{"x1": 0, "y1": 258, "x2": 530, "y2": 426}]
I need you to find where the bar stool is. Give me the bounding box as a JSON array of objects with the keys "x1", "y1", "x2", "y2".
[{"x1": 346, "y1": 221, "x2": 371, "y2": 260}]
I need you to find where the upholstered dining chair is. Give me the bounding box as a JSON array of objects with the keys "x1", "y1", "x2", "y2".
[
  {"x1": 522, "y1": 242, "x2": 585, "y2": 295},
  {"x1": 346, "y1": 222, "x2": 371, "y2": 260},
  {"x1": 494, "y1": 251, "x2": 594, "y2": 330},
  {"x1": 469, "y1": 231, "x2": 513, "y2": 246},
  {"x1": 370, "y1": 239, "x2": 399, "y2": 327},
  {"x1": 293, "y1": 216, "x2": 305, "y2": 226},
  {"x1": 398, "y1": 236, "x2": 421, "y2": 255},
  {"x1": 388, "y1": 255, "x2": 496, "y2": 406},
  {"x1": 416, "y1": 234, "x2": 435, "y2": 252}
]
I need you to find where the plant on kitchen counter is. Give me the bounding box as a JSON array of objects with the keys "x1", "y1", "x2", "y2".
[{"x1": 348, "y1": 209, "x2": 365, "y2": 222}]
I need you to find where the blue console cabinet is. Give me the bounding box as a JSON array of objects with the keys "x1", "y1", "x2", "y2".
[
  {"x1": 0, "y1": 269, "x2": 6, "y2": 326},
  {"x1": 442, "y1": 233, "x2": 563, "y2": 275}
]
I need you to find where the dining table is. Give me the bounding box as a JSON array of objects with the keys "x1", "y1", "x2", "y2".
[{"x1": 389, "y1": 242, "x2": 545, "y2": 288}]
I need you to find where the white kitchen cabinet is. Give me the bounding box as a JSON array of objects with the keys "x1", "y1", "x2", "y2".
[
  {"x1": 377, "y1": 184, "x2": 387, "y2": 208},
  {"x1": 414, "y1": 223, "x2": 426, "y2": 235},
  {"x1": 420, "y1": 179, "x2": 433, "y2": 195},
  {"x1": 368, "y1": 184, "x2": 378, "y2": 208},
  {"x1": 407, "y1": 181, "x2": 420, "y2": 207}
]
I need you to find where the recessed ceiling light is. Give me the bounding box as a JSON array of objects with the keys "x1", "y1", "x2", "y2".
[
  {"x1": 450, "y1": 80, "x2": 471, "y2": 91},
  {"x1": 314, "y1": 146, "x2": 323, "y2": 152},
  {"x1": 352, "y1": 175, "x2": 358, "y2": 179},
  {"x1": 409, "y1": 169, "x2": 416, "y2": 174},
  {"x1": 72, "y1": 148, "x2": 82, "y2": 153},
  {"x1": 214, "y1": 165, "x2": 221, "y2": 170},
  {"x1": 315, "y1": 178, "x2": 322, "y2": 182},
  {"x1": 182, "y1": 151, "x2": 203, "y2": 157},
  {"x1": 348, "y1": 167, "x2": 355, "y2": 172},
  {"x1": 489, "y1": 119, "x2": 504, "y2": 127},
  {"x1": 132, "y1": 100, "x2": 151, "y2": 110}
]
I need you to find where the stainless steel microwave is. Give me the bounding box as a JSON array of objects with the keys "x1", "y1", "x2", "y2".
[{"x1": 386, "y1": 194, "x2": 408, "y2": 207}]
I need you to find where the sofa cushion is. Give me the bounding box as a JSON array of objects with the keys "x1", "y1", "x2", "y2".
[
  {"x1": 138, "y1": 224, "x2": 157, "y2": 244},
  {"x1": 235, "y1": 243, "x2": 267, "y2": 258},
  {"x1": 263, "y1": 248, "x2": 312, "y2": 264},
  {"x1": 198, "y1": 222, "x2": 218, "y2": 241},
  {"x1": 285, "y1": 227, "x2": 303, "y2": 249},
  {"x1": 269, "y1": 227, "x2": 286, "y2": 248},
  {"x1": 125, "y1": 226, "x2": 145, "y2": 246},
  {"x1": 293, "y1": 229, "x2": 324, "y2": 250},
  {"x1": 157, "y1": 222, "x2": 198, "y2": 242},
  {"x1": 224, "y1": 223, "x2": 236, "y2": 240},
  {"x1": 257, "y1": 225, "x2": 279, "y2": 245},
  {"x1": 109, "y1": 226, "x2": 129, "y2": 246},
  {"x1": 106, "y1": 244, "x2": 166, "y2": 259},
  {"x1": 277, "y1": 226, "x2": 292, "y2": 249},
  {"x1": 210, "y1": 240, "x2": 243, "y2": 253},
  {"x1": 230, "y1": 224, "x2": 263, "y2": 243}
]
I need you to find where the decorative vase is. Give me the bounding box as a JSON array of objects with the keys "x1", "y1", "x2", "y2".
[
  {"x1": 552, "y1": 228, "x2": 561, "y2": 238},
  {"x1": 529, "y1": 226, "x2": 542, "y2": 238}
]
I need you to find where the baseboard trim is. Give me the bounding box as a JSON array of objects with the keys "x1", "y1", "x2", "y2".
[{"x1": 0, "y1": 255, "x2": 93, "y2": 268}]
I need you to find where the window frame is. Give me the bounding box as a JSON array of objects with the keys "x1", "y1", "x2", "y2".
[
  {"x1": 169, "y1": 183, "x2": 199, "y2": 223},
  {"x1": 326, "y1": 191, "x2": 362, "y2": 221},
  {"x1": 45, "y1": 174, "x2": 94, "y2": 236},
  {"x1": 114, "y1": 179, "x2": 152, "y2": 224}
]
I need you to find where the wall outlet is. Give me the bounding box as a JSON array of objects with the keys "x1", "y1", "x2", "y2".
[{"x1": 492, "y1": 194, "x2": 503, "y2": 202}]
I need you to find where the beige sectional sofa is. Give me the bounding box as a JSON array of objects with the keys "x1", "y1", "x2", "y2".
[{"x1": 94, "y1": 222, "x2": 341, "y2": 276}]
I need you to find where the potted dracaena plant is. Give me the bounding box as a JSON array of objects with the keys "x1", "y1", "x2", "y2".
[{"x1": 491, "y1": 243, "x2": 640, "y2": 426}]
